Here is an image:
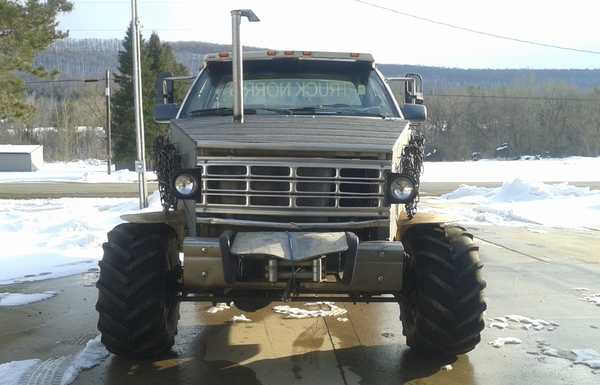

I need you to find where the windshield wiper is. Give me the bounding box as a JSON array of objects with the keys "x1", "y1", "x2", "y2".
[
  {"x1": 287, "y1": 105, "x2": 389, "y2": 118},
  {"x1": 189, "y1": 107, "x2": 294, "y2": 117},
  {"x1": 189, "y1": 107, "x2": 250, "y2": 117}
]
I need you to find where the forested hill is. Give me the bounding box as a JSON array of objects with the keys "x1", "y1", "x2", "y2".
[{"x1": 35, "y1": 38, "x2": 600, "y2": 89}]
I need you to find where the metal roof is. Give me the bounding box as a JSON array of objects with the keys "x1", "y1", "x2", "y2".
[
  {"x1": 0, "y1": 145, "x2": 42, "y2": 154},
  {"x1": 204, "y1": 50, "x2": 375, "y2": 64}
]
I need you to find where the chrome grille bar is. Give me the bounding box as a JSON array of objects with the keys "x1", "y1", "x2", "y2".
[{"x1": 196, "y1": 158, "x2": 390, "y2": 217}]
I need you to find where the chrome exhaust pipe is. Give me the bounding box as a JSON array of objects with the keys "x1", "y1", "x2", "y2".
[{"x1": 231, "y1": 9, "x2": 260, "y2": 124}]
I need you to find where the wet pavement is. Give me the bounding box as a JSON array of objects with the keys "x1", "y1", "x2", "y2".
[{"x1": 1, "y1": 225, "x2": 600, "y2": 385}]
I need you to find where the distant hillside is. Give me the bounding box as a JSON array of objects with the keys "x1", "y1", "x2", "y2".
[{"x1": 34, "y1": 38, "x2": 600, "y2": 90}]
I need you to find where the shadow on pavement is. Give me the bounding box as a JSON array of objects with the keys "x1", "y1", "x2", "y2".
[{"x1": 95, "y1": 324, "x2": 475, "y2": 385}]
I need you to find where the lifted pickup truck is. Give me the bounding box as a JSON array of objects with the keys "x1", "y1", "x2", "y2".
[{"x1": 95, "y1": 9, "x2": 486, "y2": 359}]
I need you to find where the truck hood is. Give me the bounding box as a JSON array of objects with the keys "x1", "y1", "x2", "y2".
[{"x1": 172, "y1": 115, "x2": 410, "y2": 153}]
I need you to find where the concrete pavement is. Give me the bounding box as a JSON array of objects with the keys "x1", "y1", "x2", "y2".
[{"x1": 1, "y1": 225, "x2": 599, "y2": 384}]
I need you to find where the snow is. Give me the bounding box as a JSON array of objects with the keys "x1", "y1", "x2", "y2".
[
  {"x1": 488, "y1": 314, "x2": 559, "y2": 332},
  {"x1": 0, "y1": 359, "x2": 40, "y2": 385},
  {"x1": 0, "y1": 291, "x2": 56, "y2": 306},
  {"x1": 60, "y1": 335, "x2": 109, "y2": 385},
  {"x1": 232, "y1": 314, "x2": 252, "y2": 322},
  {"x1": 0, "y1": 192, "x2": 162, "y2": 285},
  {"x1": 439, "y1": 179, "x2": 600, "y2": 229},
  {"x1": 207, "y1": 302, "x2": 231, "y2": 314},
  {"x1": 579, "y1": 292, "x2": 600, "y2": 306},
  {"x1": 272, "y1": 302, "x2": 348, "y2": 319},
  {"x1": 422, "y1": 156, "x2": 600, "y2": 183},
  {"x1": 0, "y1": 159, "x2": 156, "y2": 183},
  {"x1": 489, "y1": 337, "x2": 522, "y2": 348},
  {"x1": 572, "y1": 349, "x2": 600, "y2": 370}
]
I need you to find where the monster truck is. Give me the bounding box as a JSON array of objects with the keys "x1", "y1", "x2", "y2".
[{"x1": 95, "y1": 9, "x2": 486, "y2": 359}]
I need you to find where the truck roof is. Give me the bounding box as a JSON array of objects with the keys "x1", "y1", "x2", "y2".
[{"x1": 204, "y1": 50, "x2": 375, "y2": 64}]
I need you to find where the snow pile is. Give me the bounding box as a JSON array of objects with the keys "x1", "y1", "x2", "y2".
[
  {"x1": 0, "y1": 291, "x2": 56, "y2": 306},
  {"x1": 489, "y1": 315, "x2": 559, "y2": 331},
  {"x1": 422, "y1": 156, "x2": 600, "y2": 183},
  {"x1": 0, "y1": 198, "x2": 132, "y2": 284},
  {"x1": 489, "y1": 337, "x2": 522, "y2": 348},
  {"x1": 232, "y1": 314, "x2": 252, "y2": 322},
  {"x1": 0, "y1": 359, "x2": 40, "y2": 385},
  {"x1": 206, "y1": 303, "x2": 231, "y2": 314},
  {"x1": 441, "y1": 179, "x2": 600, "y2": 229},
  {"x1": 0, "y1": 159, "x2": 156, "y2": 183},
  {"x1": 273, "y1": 302, "x2": 348, "y2": 319},
  {"x1": 0, "y1": 191, "x2": 162, "y2": 285},
  {"x1": 60, "y1": 335, "x2": 109, "y2": 385}
]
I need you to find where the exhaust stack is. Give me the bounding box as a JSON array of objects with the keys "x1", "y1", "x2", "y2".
[{"x1": 231, "y1": 9, "x2": 260, "y2": 124}]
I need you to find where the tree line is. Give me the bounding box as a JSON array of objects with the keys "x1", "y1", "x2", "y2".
[
  {"x1": 424, "y1": 83, "x2": 600, "y2": 160},
  {"x1": 2, "y1": 1, "x2": 599, "y2": 163}
]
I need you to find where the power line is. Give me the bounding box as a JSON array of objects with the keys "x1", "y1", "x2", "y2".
[
  {"x1": 352, "y1": 0, "x2": 600, "y2": 55},
  {"x1": 426, "y1": 93, "x2": 600, "y2": 102}
]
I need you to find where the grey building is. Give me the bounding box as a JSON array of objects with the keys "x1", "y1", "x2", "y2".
[{"x1": 0, "y1": 145, "x2": 44, "y2": 172}]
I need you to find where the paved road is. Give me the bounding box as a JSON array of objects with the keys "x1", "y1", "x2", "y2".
[
  {"x1": 1, "y1": 181, "x2": 598, "y2": 199},
  {"x1": 1, "y1": 225, "x2": 599, "y2": 385}
]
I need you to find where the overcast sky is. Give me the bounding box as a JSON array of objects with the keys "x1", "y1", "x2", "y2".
[{"x1": 59, "y1": 0, "x2": 600, "y2": 69}]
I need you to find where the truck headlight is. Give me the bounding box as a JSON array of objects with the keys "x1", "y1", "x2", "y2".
[
  {"x1": 175, "y1": 174, "x2": 197, "y2": 196},
  {"x1": 387, "y1": 174, "x2": 417, "y2": 203}
]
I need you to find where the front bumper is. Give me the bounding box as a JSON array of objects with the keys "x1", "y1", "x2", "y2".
[{"x1": 183, "y1": 231, "x2": 405, "y2": 294}]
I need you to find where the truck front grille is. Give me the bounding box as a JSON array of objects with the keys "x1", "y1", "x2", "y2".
[{"x1": 196, "y1": 158, "x2": 389, "y2": 217}]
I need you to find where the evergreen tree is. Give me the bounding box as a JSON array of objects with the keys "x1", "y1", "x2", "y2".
[
  {"x1": 111, "y1": 29, "x2": 188, "y2": 167},
  {"x1": 0, "y1": 0, "x2": 72, "y2": 122}
]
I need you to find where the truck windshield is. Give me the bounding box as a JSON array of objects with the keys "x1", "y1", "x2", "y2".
[{"x1": 179, "y1": 59, "x2": 399, "y2": 118}]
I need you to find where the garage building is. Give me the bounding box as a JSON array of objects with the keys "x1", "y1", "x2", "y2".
[{"x1": 0, "y1": 145, "x2": 44, "y2": 172}]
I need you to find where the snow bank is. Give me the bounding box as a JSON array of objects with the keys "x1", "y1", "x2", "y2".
[
  {"x1": 0, "y1": 359, "x2": 40, "y2": 385},
  {"x1": 0, "y1": 198, "x2": 132, "y2": 284},
  {"x1": 0, "y1": 192, "x2": 162, "y2": 285},
  {"x1": 0, "y1": 159, "x2": 156, "y2": 183},
  {"x1": 441, "y1": 179, "x2": 600, "y2": 229},
  {"x1": 0, "y1": 291, "x2": 56, "y2": 306},
  {"x1": 422, "y1": 156, "x2": 600, "y2": 183},
  {"x1": 60, "y1": 335, "x2": 109, "y2": 385}
]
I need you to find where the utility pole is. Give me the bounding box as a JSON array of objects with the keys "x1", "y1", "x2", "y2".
[
  {"x1": 131, "y1": 0, "x2": 148, "y2": 208},
  {"x1": 105, "y1": 70, "x2": 112, "y2": 175}
]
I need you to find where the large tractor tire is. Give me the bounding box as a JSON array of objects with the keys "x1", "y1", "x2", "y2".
[
  {"x1": 399, "y1": 224, "x2": 486, "y2": 356},
  {"x1": 96, "y1": 223, "x2": 181, "y2": 358}
]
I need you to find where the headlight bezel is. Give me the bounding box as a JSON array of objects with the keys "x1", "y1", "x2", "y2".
[
  {"x1": 385, "y1": 173, "x2": 418, "y2": 204},
  {"x1": 171, "y1": 168, "x2": 202, "y2": 200}
]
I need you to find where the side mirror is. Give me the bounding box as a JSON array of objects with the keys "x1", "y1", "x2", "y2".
[
  {"x1": 401, "y1": 104, "x2": 427, "y2": 122},
  {"x1": 154, "y1": 103, "x2": 179, "y2": 123},
  {"x1": 156, "y1": 72, "x2": 175, "y2": 104}
]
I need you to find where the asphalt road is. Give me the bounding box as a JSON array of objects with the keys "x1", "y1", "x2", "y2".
[
  {"x1": 1, "y1": 225, "x2": 599, "y2": 385},
  {"x1": 1, "y1": 181, "x2": 599, "y2": 199}
]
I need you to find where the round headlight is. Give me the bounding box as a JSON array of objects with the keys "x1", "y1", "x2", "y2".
[
  {"x1": 174, "y1": 174, "x2": 197, "y2": 196},
  {"x1": 390, "y1": 176, "x2": 415, "y2": 202}
]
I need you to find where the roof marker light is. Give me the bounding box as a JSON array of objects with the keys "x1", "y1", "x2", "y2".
[
  {"x1": 350, "y1": 53, "x2": 360, "y2": 58},
  {"x1": 218, "y1": 52, "x2": 230, "y2": 58},
  {"x1": 284, "y1": 50, "x2": 295, "y2": 56},
  {"x1": 267, "y1": 49, "x2": 277, "y2": 56},
  {"x1": 302, "y1": 51, "x2": 313, "y2": 56}
]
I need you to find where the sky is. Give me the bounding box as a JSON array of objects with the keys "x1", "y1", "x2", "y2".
[{"x1": 58, "y1": 0, "x2": 600, "y2": 69}]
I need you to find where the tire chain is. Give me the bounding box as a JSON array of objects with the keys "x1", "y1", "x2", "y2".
[
  {"x1": 154, "y1": 135, "x2": 180, "y2": 212},
  {"x1": 400, "y1": 127, "x2": 425, "y2": 219}
]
